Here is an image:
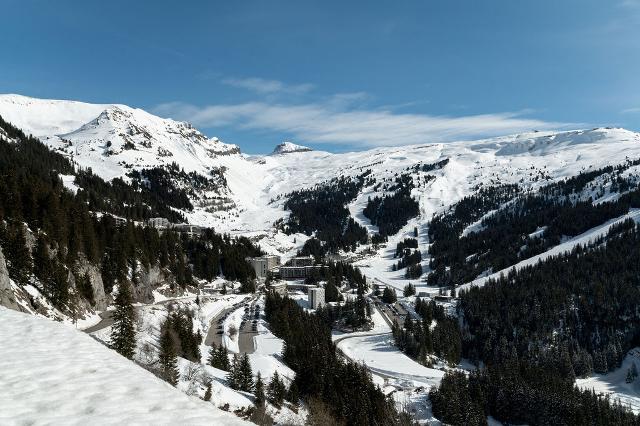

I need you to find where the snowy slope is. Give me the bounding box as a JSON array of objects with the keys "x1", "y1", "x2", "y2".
[
  {"x1": 577, "y1": 347, "x2": 640, "y2": 414},
  {"x1": 0, "y1": 93, "x2": 108, "y2": 136},
  {"x1": 0, "y1": 306, "x2": 248, "y2": 425}
]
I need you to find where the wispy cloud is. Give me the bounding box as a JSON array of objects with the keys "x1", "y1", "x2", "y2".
[
  {"x1": 221, "y1": 77, "x2": 315, "y2": 95},
  {"x1": 619, "y1": 0, "x2": 640, "y2": 8},
  {"x1": 155, "y1": 97, "x2": 572, "y2": 148},
  {"x1": 621, "y1": 107, "x2": 640, "y2": 114}
]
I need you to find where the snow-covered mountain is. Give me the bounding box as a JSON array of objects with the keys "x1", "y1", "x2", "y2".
[
  {"x1": 2, "y1": 94, "x2": 640, "y2": 262},
  {"x1": 0, "y1": 94, "x2": 239, "y2": 181},
  {"x1": 271, "y1": 141, "x2": 312, "y2": 155}
]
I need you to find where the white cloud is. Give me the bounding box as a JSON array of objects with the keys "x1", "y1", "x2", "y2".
[
  {"x1": 621, "y1": 107, "x2": 640, "y2": 114},
  {"x1": 221, "y1": 77, "x2": 314, "y2": 95},
  {"x1": 619, "y1": 0, "x2": 640, "y2": 8},
  {"x1": 156, "y1": 99, "x2": 572, "y2": 148}
]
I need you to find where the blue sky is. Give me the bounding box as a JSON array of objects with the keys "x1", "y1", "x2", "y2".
[{"x1": 1, "y1": 0, "x2": 639, "y2": 153}]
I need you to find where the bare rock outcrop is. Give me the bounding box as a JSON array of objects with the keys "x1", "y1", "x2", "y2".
[{"x1": 0, "y1": 247, "x2": 20, "y2": 311}]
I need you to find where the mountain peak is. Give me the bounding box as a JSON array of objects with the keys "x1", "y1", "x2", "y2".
[{"x1": 271, "y1": 141, "x2": 312, "y2": 155}]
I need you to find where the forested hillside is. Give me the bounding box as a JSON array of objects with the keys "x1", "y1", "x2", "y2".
[
  {"x1": 425, "y1": 220, "x2": 640, "y2": 424},
  {"x1": 264, "y1": 293, "x2": 409, "y2": 425},
  {"x1": 428, "y1": 162, "x2": 640, "y2": 288},
  {"x1": 0, "y1": 115, "x2": 259, "y2": 314},
  {"x1": 281, "y1": 173, "x2": 372, "y2": 254}
]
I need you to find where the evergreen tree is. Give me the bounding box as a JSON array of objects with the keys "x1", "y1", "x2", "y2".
[
  {"x1": 110, "y1": 284, "x2": 136, "y2": 359},
  {"x1": 325, "y1": 277, "x2": 340, "y2": 303},
  {"x1": 158, "y1": 322, "x2": 179, "y2": 386},
  {"x1": 209, "y1": 343, "x2": 230, "y2": 371},
  {"x1": 217, "y1": 345, "x2": 230, "y2": 371},
  {"x1": 5, "y1": 225, "x2": 32, "y2": 283},
  {"x1": 239, "y1": 353, "x2": 254, "y2": 392},
  {"x1": 403, "y1": 282, "x2": 416, "y2": 297},
  {"x1": 287, "y1": 380, "x2": 299, "y2": 406},
  {"x1": 240, "y1": 279, "x2": 256, "y2": 294},
  {"x1": 33, "y1": 234, "x2": 52, "y2": 280},
  {"x1": 381, "y1": 287, "x2": 397, "y2": 303},
  {"x1": 254, "y1": 372, "x2": 266, "y2": 407},
  {"x1": 227, "y1": 354, "x2": 240, "y2": 390},
  {"x1": 267, "y1": 371, "x2": 286, "y2": 408},
  {"x1": 203, "y1": 382, "x2": 212, "y2": 401},
  {"x1": 208, "y1": 343, "x2": 217, "y2": 367},
  {"x1": 626, "y1": 362, "x2": 638, "y2": 384},
  {"x1": 76, "y1": 272, "x2": 95, "y2": 305}
]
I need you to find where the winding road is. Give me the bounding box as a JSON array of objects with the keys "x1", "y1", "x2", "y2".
[{"x1": 204, "y1": 297, "x2": 258, "y2": 354}]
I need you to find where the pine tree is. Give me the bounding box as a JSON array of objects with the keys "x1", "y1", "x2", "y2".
[
  {"x1": 267, "y1": 371, "x2": 286, "y2": 408},
  {"x1": 254, "y1": 372, "x2": 266, "y2": 407},
  {"x1": 227, "y1": 354, "x2": 240, "y2": 390},
  {"x1": 33, "y1": 234, "x2": 52, "y2": 280},
  {"x1": 209, "y1": 343, "x2": 230, "y2": 371},
  {"x1": 159, "y1": 323, "x2": 179, "y2": 386},
  {"x1": 76, "y1": 272, "x2": 95, "y2": 305},
  {"x1": 110, "y1": 284, "x2": 136, "y2": 359},
  {"x1": 203, "y1": 382, "x2": 212, "y2": 401},
  {"x1": 403, "y1": 282, "x2": 416, "y2": 297},
  {"x1": 218, "y1": 345, "x2": 230, "y2": 371},
  {"x1": 240, "y1": 279, "x2": 256, "y2": 293},
  {"x1": 325, "y1": 278, "x2": 340, "y2": 303},
  {"x1": 239, "y1": 353, "x2": 254, "y2": 392},
  {"x1": 287, "y1": 380, "x2": 299, "y2": 406},
  {"x1": 626, "y1": 362, "x2": 638, "y2": 384},
  {"x1": 208, "y1": 343, "x2": 217, "y2": 367},
  {"x1": 382, "y1": 287, "x2": 397, "y2": 303},
  {"x1": 5, "y1": 224, "x2": 32, "y2": 283}
]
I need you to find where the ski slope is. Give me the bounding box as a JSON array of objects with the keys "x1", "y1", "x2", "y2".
[{"x1": 0, "y1": 306, "x2": 248, "y2": 425}]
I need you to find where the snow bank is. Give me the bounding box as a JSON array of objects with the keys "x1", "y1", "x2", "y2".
[{"x1": 0, "y1": 306, "x2": 248, "y2": 425}]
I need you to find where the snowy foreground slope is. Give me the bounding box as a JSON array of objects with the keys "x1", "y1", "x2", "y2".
[{"x1": 0, "y1": 306, "x2": 248, "y2": 426}]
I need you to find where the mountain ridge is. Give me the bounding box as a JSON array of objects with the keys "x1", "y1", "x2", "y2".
[{"x1": 2, "y1": 93, "x2": 640, "y2": 253}]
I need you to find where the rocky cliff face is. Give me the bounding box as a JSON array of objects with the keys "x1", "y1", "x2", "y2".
[
  {"x1": 74, "y1": 258, "x2": 110, "y2": 311},
  {"x1": 132, "y1": 264, "x2": 182, "y2": 303},
  {"x1": 0, "y1": 248, "x2": 20, "y2": 311}
]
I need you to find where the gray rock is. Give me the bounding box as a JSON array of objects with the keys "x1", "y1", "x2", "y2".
[
  {"x1": 74, "y1": 258, "x2": 110, "y2": 311},
  {"x1": 0, "y1": 247, "x2": 20, "y2": 311}
]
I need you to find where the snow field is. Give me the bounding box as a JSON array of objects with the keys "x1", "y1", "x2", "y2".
[{"x1": 0, "y1": 306, "x2": 248, "y2": 425}]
